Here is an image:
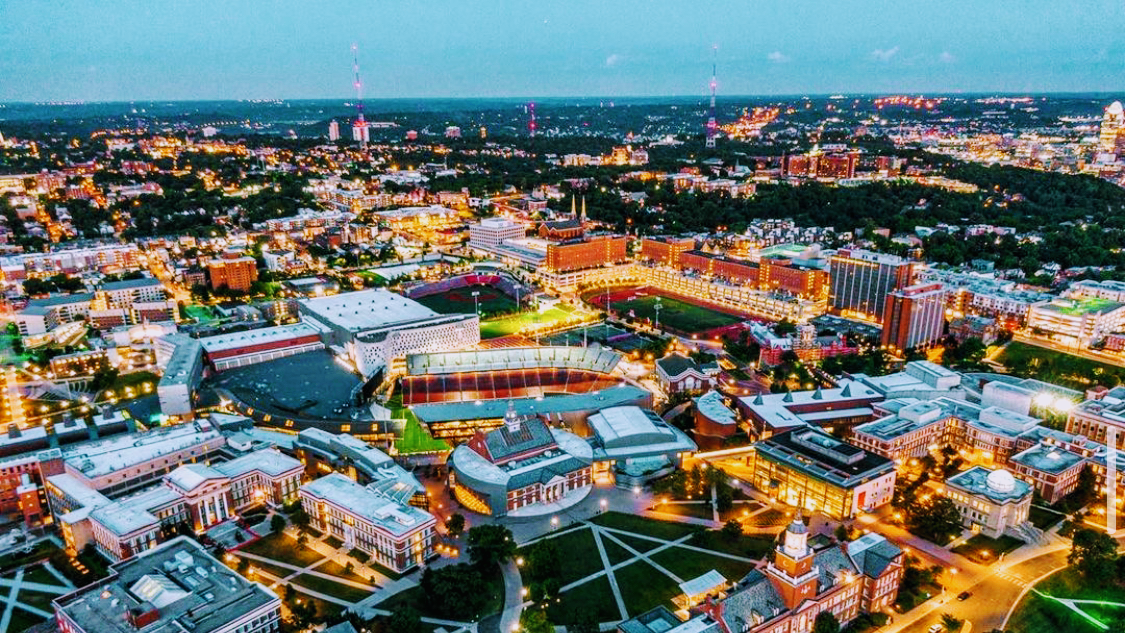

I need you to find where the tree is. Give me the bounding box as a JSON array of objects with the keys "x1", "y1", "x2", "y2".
[
  {"x1": 420, "y1": 564, "x2": 490, "y2": 619},
  {"x1": 384, "y1": 605, "x2": 424, "y2": 633},
  {"x1": 905, "y1": 496, "x2": 963, "y2": 544},
  {"x1": 467, "y1": 524, "x2": 517, "y2": 569},
  {"x1": 812, "y1": 611, "x2": 840, "y2": 633},
  {"x1": 520, "y1": 610, "x2": 554, "y2": 633},
  {"x1": 1069, "y1": 528, "x2": 1117, "y2": 581},
  {"x1": 445, "y1": 512, "x2": 466, "y2": 538},
  {"x1": 1071, "y1": 465, "x2": 1097, "y2": 510},
  {"x1": 834, "y1": 524, "x2": 852, "y2": 543},
  {"x1": 269, "y1": 514, "x2": 286, "y2": 534},
  {"x1": 721, "y1": 519, "x2": 743, "y2": 540},
  {"x1": 940, "y1": 613, "x2": 963, "y2": 632}
]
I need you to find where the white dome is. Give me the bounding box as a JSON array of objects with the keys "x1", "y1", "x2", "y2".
[
  {"x1": 1108, "y1": 101, "x2": 1124, "y2": 116},
  {"x1": 986, "y1": 468, "x2": 1016, "y2": 494}
]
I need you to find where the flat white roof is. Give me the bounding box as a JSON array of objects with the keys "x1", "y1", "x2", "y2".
[
  {"x1": 300, "y1": 473, "x2": 434, "y2": 537},
  {"x1": 64, "y1": 422, "x2": 221, "y2": 479},
  {"x1": 200, "y1": 322, "x2": 323, "y2": 353},
  {"x1": 300, "y1": 289, "x2": 445, "y2": 333}
]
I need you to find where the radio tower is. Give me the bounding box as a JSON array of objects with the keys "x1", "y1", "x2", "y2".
[
  {"x1": 351, "y1": 44, "x2": 369, "y2": 148},
  {"x1": 706, "y1": 45, "x2": 718, "y2": 149},
  {"x1": 528, "y1": 102, "x2": 537, "y2": 138}
]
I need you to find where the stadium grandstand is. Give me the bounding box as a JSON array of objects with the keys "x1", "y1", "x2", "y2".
[{"x1": 402, "y1": 346, "x2": 622, "y2": 404}]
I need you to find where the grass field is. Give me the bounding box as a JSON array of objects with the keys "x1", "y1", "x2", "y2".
[
  {"x1": 242, "y1": 533, "x2": 323, "y2": 567},
  {"x1": 616, "y1": 560, "x2": 682, "y2": 617},
  {"x1": 480, "y1": 306, "x2": 575, "y2": 339},
  {"x1": 998, "y1": 340, "x2": 1125, "y2": 389},
  {"x1": 184, "y1": 304, "x2": 218, "y2": 322},
  {"x1": 951, "y1": 534, "x2": 1024, "y2": 564},
  {"x1": 415, "y1": 285, "x2": 518, "y2": 317},
  {"x1": 590, "y1": 511, "x2": 703, "y2": 540},
  {"x1": 606, "y1": 290, "x2": 744, "y2": 334},
  {"x1": 546, "y1": 574, "x2": 620, "y2": 625},
  {"x1": 393, "y1": 406, "x2": 450, "y2": 454},
  {"x1": 1006, "y1": 567, "x2": 1125, "y2": 632}
]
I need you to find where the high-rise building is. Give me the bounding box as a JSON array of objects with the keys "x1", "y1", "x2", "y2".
[
  {"x1": 206, "y1": 257, "x2": 259, "y2": 293},
  {"x1": 1100, "y1": 101, "x2": 1124, "y2": 152},
  {"x1": 351, "y1": 121, "x2": 369, "y2": 144},
  {"x1": 328, "y1": 120, "x2": 340, "y2": 141},
  {"x1": 545, "y1": 235, "x2": 628, "y2": 273},
  {"x1": 829, "y1": 248, "x2": 914, "y2": 322},
  {"x1": 881, "y1": 283, "x2": 947, "y2": 352}
]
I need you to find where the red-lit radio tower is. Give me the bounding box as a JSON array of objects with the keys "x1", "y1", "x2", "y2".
[
  {"x1": 706, "y1": 45, "x2": 718, "y2": 149},
  {"x1": 528, "y1": 102, "x2": 537, "y2": 138},
  {"x1": 351, "y1": 44, "x2": 369, "y2": 148}
]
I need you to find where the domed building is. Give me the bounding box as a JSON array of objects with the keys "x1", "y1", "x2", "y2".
[
  {"x1": 944, "y1": 466, "x2": 1034, "y2": 539},
  {"x1": 449, "y1": 402, "x2": 593, "y2": 517}
]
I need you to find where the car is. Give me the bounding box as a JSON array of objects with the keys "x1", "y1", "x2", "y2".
[
  {"x1": 928, "y1": 625, "x2": 943, "y2": 633},
  {"x1": 957, "y1": 591, "x2": 972, "y2": 601}
]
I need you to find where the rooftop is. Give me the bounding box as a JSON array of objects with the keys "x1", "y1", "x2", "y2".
[
  {"x1": 300, "y1": 473, "x2": 434, "y2": 537},
  {"x1": 946, "y1": 466, "x2": 1032, "y2": 503},
  {"x1": 1010, "y1": 443, "x2": 1086, "y2": 474},
  {"x1": 199, "y1": 322, "x2": 323, "y2": 354},
  {"x1": 102, "y1": 278, "x2": 162, "y2": 292},
  {"x1": 694, "y1": 390, "x2": 737, "y2": 427},
  {"x1": 299, "y1": 289, "x2": 450, "y2": 333},
  {"x1": 63, "y1": 421, "x2": 221, "y2": 480},
  {"x1": 55, "y1": 536, "x2": 279, "y2": 633},
  {"x1": 754, "y1": 426, "x2": 895, "y2": 487}
]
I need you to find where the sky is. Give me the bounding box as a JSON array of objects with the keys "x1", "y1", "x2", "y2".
[{"x1": 2, "y1": 0, "x2": 1124, "y2": 102}]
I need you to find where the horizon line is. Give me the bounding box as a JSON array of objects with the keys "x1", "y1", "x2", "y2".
[{"x1": 2, "y1": 90, "x2": 1122, "y2": 107}]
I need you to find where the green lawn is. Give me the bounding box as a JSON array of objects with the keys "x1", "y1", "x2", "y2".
[
  {"x1": 317, "y1": 559, "x2": 371, "y2": 585},
  {"x1": 519, "y1": 526, "x2": 606, "y2": 587},
  {"x1": 615, "y1": 560, "x2": 683, "y2": 617},
  {"x1": 610, "y1": 293, "x2": 743, "y2": 334},
  {"x1": 480, "y1": 307, "x2": 576, "y2": 339},
  {"x1": 1030, "y1": 505, "x2": 1067, "y2": 530},
  {"x1": 290, "y1": 574, "x2": 373, "y2": 603},
  {"x1": 6, "y1": 607, "x2": 45, "y2": 633},
  {"x1": 241, "y1": 533, "x2": 323, "y2": 567},
  {"x1": 600, "y1": 537, "x2": 637, "y2": 567},
  {"x1": 653, "y1": 502, "x2": 714, "y2": 521},
  {"x1": 608, "y1": 532, "x2": 663, "y2": 554},
  {"x1": 185, "y1": 304, "x2": 218, "y2": 322},
  {"x1": 415, "y1": 285, "x2": 518, "y2": 317},
  {"x1": 590, "y1": 511, "x2": 702, "y2": 541},
  {"x1": 997, "y1": 341, "x2": 1125, "y2": 389},
  {"x1": 1007, "y1": 567, "x2": 1125, "y2": 632},
  {"x1": 647, "y1": 546, "x2": 758, "y2": 584},
  {"x1": 688, "y1": 531, "x2": 775, "y2": 560},
  {"x1": 546, "y1": 574, "x2": 620, "y2": 625},
  {"x1": 394, "y1": 410, "x2": 450, "y2": 454},
  {"x1": 951, "y1": 534, "x2": 1024, "y2": 564}
]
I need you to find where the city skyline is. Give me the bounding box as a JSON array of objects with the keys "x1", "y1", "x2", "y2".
[{"x1": 1, "y1": 0, "x2": 1124, "y2": 102}]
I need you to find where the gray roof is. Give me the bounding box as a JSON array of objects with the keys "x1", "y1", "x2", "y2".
[
  {"x1": 102, "y1": 277, "x2": 161, "y2": 291},
  {"x1": 484, "y1": 417, "x2": 556, "y2": 462},
  {"x1": 719, "y1": 570, "x2": 787, "y2": 631},
  {"x1": 54, "y1": 536, "x2": 279, "y2": 633},
  {"x1": 411, "y1": 384, "x2": 649, "y2": 424},
  {"x1": 846, "y1": 532, "x2": 903, "y2": 578}
]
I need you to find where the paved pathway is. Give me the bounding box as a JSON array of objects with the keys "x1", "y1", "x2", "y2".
[
  {"x1": 590, "y1": 523, "x2": 629, "y2": 621},
  {"x1": 0, "y1": 569, "x2": 24, "y2": 633},
  {"x1": 252, "y1": 568, "x2": 355, "y2": 608},
  {"x1": 234, "y1": 551, "x2": 377, "y2": 591},
  {"x1": 498, "y1": 560, "x2": 524, "y2": 633}
]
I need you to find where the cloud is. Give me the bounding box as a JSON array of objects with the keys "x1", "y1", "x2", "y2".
[
  {"x1": 767, "y1": 51, "x2": 790, "y2": 63},
  {"x1": 604, "y1": 54, "x2": 623, "y2": 67},
  {"x1": 870, "y1": 46, "x2": 900, "y2": 62},
  {"x1": 939, "y1": 51, "x2": 956, "y2": 63}
]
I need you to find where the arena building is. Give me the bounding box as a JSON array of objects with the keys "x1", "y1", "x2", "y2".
[
  {"x1": 298, "y1": 289, "x2": 479, "y2": 377},
  {"x1": 449, "y1": 403, "x2": 594, "y2": 517},
  {"x1": 199, "y1": 322, "x2": 325, "y2": 371}
]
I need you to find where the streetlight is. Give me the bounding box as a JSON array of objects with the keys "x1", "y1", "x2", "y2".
[{"x1": 600, "y1": 499, "x2": 607, "y2": 513}]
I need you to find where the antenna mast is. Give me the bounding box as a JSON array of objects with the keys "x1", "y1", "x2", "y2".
[
  {"x1": 351, "y1": 43, "x2": 369, "y2": 149},
  {"x1": 706, "y1": 45, "x2": 718, "y2": 149},
  {"x1": 529, "y1": 102, "x2": 537, "y2": 138}
]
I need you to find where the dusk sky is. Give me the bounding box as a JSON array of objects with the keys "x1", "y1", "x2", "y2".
[{"x1": 2, "y1": 0, "x2": 1124, "y2": 102}]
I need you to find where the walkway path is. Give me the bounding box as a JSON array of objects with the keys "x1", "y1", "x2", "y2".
[
  {"x1": 0, "y1": 569, "x2": 23, "y2": 633},
  {"x1": 252, "y1": 568, "x2": 355, "y2": 608},
  {"x1": 498, "y1": 560, "x2": 524, "y2": 633},
  {"x1": 590, "y1": 523, "x2": 629, "y2": 621}
]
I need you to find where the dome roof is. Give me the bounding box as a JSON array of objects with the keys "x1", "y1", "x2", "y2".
[
  {"x1": 787, "y1": 516, "x2": 808, "y2": 535},
  {"x1": 1108, "y1": 101, "x2": 1124, "y2": 115},
  {"x1": 986, "y1": 468, "x2": 1016, "y2": 494}
]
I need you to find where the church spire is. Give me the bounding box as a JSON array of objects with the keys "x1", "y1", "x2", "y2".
[{"x1": 580, "y1": 196, "x2": 587, "y2": 225}]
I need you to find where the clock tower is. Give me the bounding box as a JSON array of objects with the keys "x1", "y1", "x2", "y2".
[{"x1": 766, "y1": 512, "x2": 820, "y2": 609}]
